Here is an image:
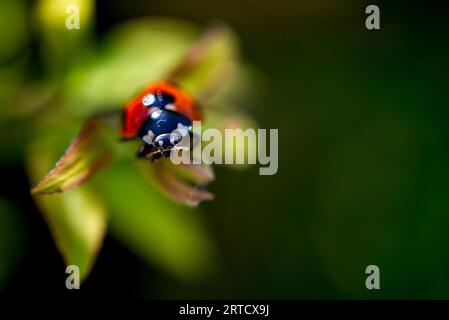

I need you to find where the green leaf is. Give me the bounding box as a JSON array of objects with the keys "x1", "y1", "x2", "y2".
[
  {"x1": 203, "y1": 109, "x2": 258, "y2": 170},
  {"x1": 27, "y1": 144, "x2": 107, "y2": 281},
  {"x1": 169, "y1": 162, "x2": 215, "y2": 185},
  {"x1": 31, "y1": 111, "x2": 119, "y2": 195},
  {"x1": 168, "y1": 23, "x2": 239, "y2": 102},
  {"x1": 63, "y1": 19, "x2": 239, "y2": 116},
  {"x1": 150, "y1": 160, "x2": 215, "y2": 207},
  {"x1": 148, "y1": 159, "x2": 215, "y2": 206},
  {"x1": 93, "y1": 161, "x2": 217, "y2": 281},
  {"x1": 34, "y1": 0, "x2": 95, "y2": 76},
  {"x1": 64, "y1": 18, "x2": 199, "y2": 116}
]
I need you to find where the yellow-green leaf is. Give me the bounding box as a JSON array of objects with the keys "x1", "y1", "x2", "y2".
[
  {"x1": 31, "y1": 111, "x2": 119, "y2": 195},
  {"x1": 27, "y1": 144, "x2": 107, "y2": 281},
  {"x1": 64, "y1": 18, "x2": 199, "y2": 116},
  {"x1": 0, "y1": 197, "x2": 26, "y2": 289},
  {"x1": 93, "y1": 161, "x2": 217, "y2": 281},
  {"x1": 148, "y1": 160, "x2": 215, "y2": 206},
  {"x1": 64, "y1": 19, "x2": 239, "y2": 116},
  {"x1": 168, "y1": 23, "x2": 239, "y2": 102}
]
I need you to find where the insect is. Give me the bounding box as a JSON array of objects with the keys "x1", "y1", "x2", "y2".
[{"x1": 121, "y1": 81, "x2": 202, "y2": 161}]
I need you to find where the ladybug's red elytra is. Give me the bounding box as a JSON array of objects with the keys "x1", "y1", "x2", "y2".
[{"x1": 121, "y1": 81, "x2": 202, "y2": 161}]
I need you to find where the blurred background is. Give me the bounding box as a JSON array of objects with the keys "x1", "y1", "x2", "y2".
[{"x1": 1, "y1": 0, "x2": 449, "y2": 298}]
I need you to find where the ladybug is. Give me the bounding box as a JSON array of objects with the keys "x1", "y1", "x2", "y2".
[{"x1": 121, "y1": 81, "x2": 201, "y2": 160}]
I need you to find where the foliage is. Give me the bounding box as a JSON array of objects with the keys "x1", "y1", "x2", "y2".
[{"x1": 0, "y1": 0, "x2": 258, "y2": 282}]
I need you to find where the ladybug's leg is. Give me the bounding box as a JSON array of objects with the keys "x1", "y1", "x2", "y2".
[
  {"x1": 148, "y1": 150, "x2": 163, "y2": 162},
  {"x1": 137, "y1": 144, "x2": 163, "y2": 162},
  {"x1": 137, "y1": 144, "x2": 154, "y2": 158}
]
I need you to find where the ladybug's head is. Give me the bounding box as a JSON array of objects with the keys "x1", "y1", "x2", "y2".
[{"x1": 137, "y1": 109, "x2": 192, "y2": 159}]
